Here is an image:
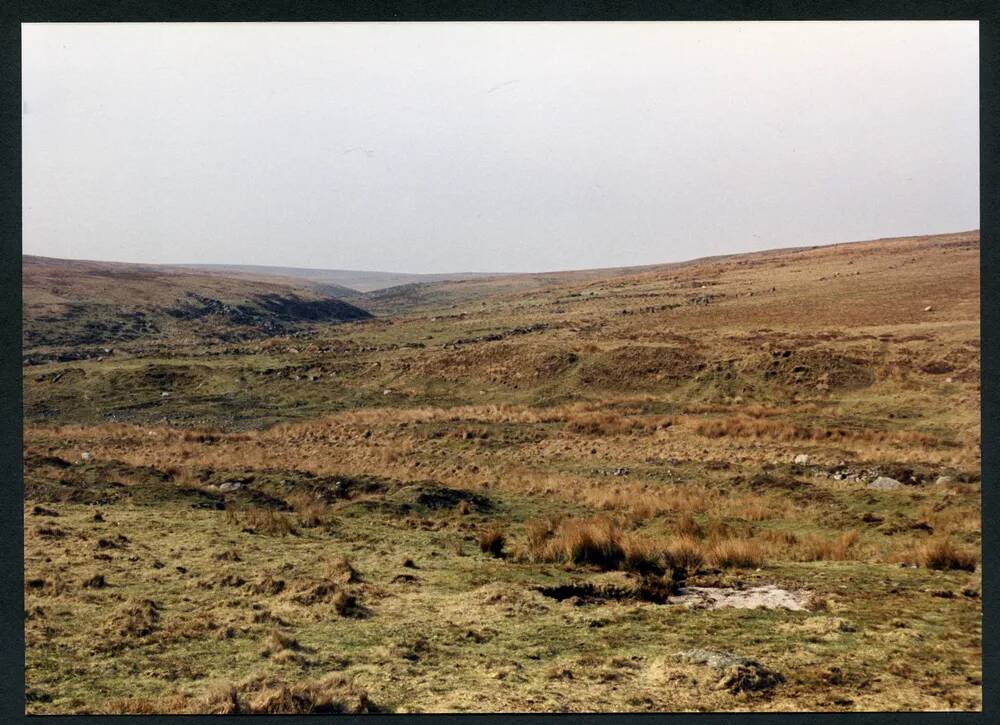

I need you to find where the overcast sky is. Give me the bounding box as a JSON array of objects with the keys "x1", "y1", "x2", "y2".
[{"x1": 22, "y1": 21, "x2": 979, "y2": 274}]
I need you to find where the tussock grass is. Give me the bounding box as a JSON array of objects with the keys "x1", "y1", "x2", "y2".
[
  {"x1": 285, "y1": 491, "x2": 329, "y2": 528},
  {"x1": 118, "y1": 598, "x2": 160, "y2": 638},
  {"x1": 226, "y1": 507, "x2": 297, "y2": 536},
  {"x1": 692, "y1": 414, "x2": 939, "y2": 448},
  {"x1": 245, "y1": 674, "x2": 374, "y2": 714},
  {"x1": 524, "y1": 515, "x2": 701, "y2": 574},
  {"x1": 723, "y1": 496, "x2": 779, "y2": 521},
  {"x1": 104, "y1": 674, "x2": 374, "y2": 714},
  {"x1": 563, "y1": 411, "x2": 673, "y2": 436},
  {"x1": 478, "y1": 523, "x2": 507, "y2": 558},
  {"x1": 528, "y1": 515, "x2": 627, "y2": 569},
  {"x1": 673, "y1": 513, "x2": 704, "y2": 539},
  {"x1": 707, "y1": 538, "x2": 769, "y2": 569},
  {"x1": 903, "y1": 537, "x2": 978, "y2": 572},
  {"x1": 662, "y1": 536, "x2": 705, "y2": 569},
  {"x1": 332, "y1": 590, "x2": 359, "y2": 617},
  {"x1": 261, "y1": 629, "x2": 303, "y2": 657},
  {"x1": 796, "y1": 530, "x2": 862, "y2": 561},
  {"x1": 326, "y1": 555, "x2": 360, "y2": 584},
  {"x1": 584, "y1": 484, "x2": 719, "y2": 518}
]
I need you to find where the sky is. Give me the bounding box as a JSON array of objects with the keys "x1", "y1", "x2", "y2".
[{"x1": 22, "y1": 21, "x2": 979, "y2": 274}]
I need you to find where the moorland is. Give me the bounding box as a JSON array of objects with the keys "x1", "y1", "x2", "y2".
[{"x1": 23, "y1": 230, "x2": 981, "y2": 713}]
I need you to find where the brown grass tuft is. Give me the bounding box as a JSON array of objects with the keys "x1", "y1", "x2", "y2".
[
  {"x1": 82, "y1": 573, "x2": 107, "y2": 589},
  {"x1": 564, "y1": 411, "x2": 631, "y2": 436},
  {"x1": 102, "y1": 675, "x2": 374, "y2": 715},
  {"x1": 663, "y1": 536, "x2": 705, "y2": 570},
  {"x1": 199, "y1": 685, "x2": 241, "y2": 714},
  {"x1": 264, "y1": 629, "x2": 302, "y2": 653},
  {"x1": 245, "y1": 674, "x2": 374, "y2": 714},
  {"x1": 693, "y1": 414, "x2": 939, "y2": 449},
  {"x1": 620, "y1": 535, "x2": 665, "y2": 575},
  {"x1": 117, "y1": 598, "x2": 160, "y2": 638},
  {"x1": 332, "y1": 590, "x2": 359, "y2": 617},
  {"x1": 249, "y1": 575, "x2": 286, "y2": 596},
  {"x1": 479, "y1": 523, "x2": 507, "y2": 558},
  {"x1": 102, "y1": 694, "x2": 192, "y2": 714},
  {"x1": 537, "y1": 515, "x2": 625, "y2": 569},
  {"x1": 285, "y1": 490, "x2": 329, "y2": 528},
  {"x1": 524, "y1": 515, "x2": 562, "y2": 551},
  {"x1": 230, "y1": 507, "x2": 297, "y2": 536},
  {"x1": 673, "y1": 513, "x2": 704, "y2": 539},
  {"x1": 708, "y1": 538, "x2": 768, "y2": 569},
  {"x1": 326, "y1": 555, "x2": 360, "y2": 584},
  {"x1": 292, "y1": 582, "x2": 338, "y2": 606},
  {"x1": 914, "y1": 537, "x2": 978, "y2": 572},
  {"x1": 796, "y1": 530, "x2": 861, "y2": 561}
]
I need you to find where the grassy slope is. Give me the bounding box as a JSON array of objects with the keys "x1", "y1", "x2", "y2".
[
  {"x1": 23, "y1": 231, "x2": 981, "y2": 713},
  {"x1": 22, "y1": 255, "x2": 372, "y2": 357}
]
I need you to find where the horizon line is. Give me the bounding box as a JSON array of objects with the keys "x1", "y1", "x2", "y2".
[{"x1": 21, "y1": 228, "x2": 981, "y2": 280}]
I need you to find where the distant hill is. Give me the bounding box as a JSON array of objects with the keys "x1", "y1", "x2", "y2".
[
  {"x1": 343, "y1": 232, "x2": 982, "y2": 316},
  {"x1": 346, "y1": 246, "x2": 812, "y2": 316},
  {"x1": 180, "y1": 264, "x2": 506, "y2": 294},
  {"x1": 23, "y1": 230, "x2": 980, "y2": 361},
  {"x1": 21, "y1": 230, "x2": 980, "y2": 427},
  {"x1": 22, "y1": 255, "x2": 371, "y2": 361}
]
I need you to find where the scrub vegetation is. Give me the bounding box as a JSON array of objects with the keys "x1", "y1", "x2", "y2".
[{"x1": 23, "y1": 231, "x2": 981, "y2": 713}]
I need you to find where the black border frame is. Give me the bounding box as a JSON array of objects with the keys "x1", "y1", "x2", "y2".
[{"x1": 2, "y1": 2, "x2": 995, "y2": 724}]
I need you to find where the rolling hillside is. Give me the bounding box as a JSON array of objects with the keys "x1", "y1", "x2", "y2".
[
  {"x1": 23, "y1": 256, "x2": 371, "y2": 362},
  {"x1": 22, "y1": 230, "x2": 981, "y2": 713}
]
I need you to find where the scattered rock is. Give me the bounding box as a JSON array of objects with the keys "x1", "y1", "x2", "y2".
[
  {"x1": 934, "y1": 476, "x2": 954, "y2": 486},
  {"x1": 83, "y1": 574, "x2": 107, "y2": 589},
  {"x1": 80, "y1": 452, "x2": 92, "y2": 461},
  {"x1": 595, "y1": 467, "x2": 630, "y2": 477},
  {"x1": 677, "y1": 649, "x2": 785, "y2": 693},
  {"x1": 672, "y1": 585, "x2": 810, "y2": 611},
  {"x1": 793, "y1": 454, "x2": 810, "y2": 465},
  {"x1": 867, "y1": 476, "x2": 903, "y2": 490},
  {"x1": 924, "y1": 306, "x2": 933, "y2": 312}
]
